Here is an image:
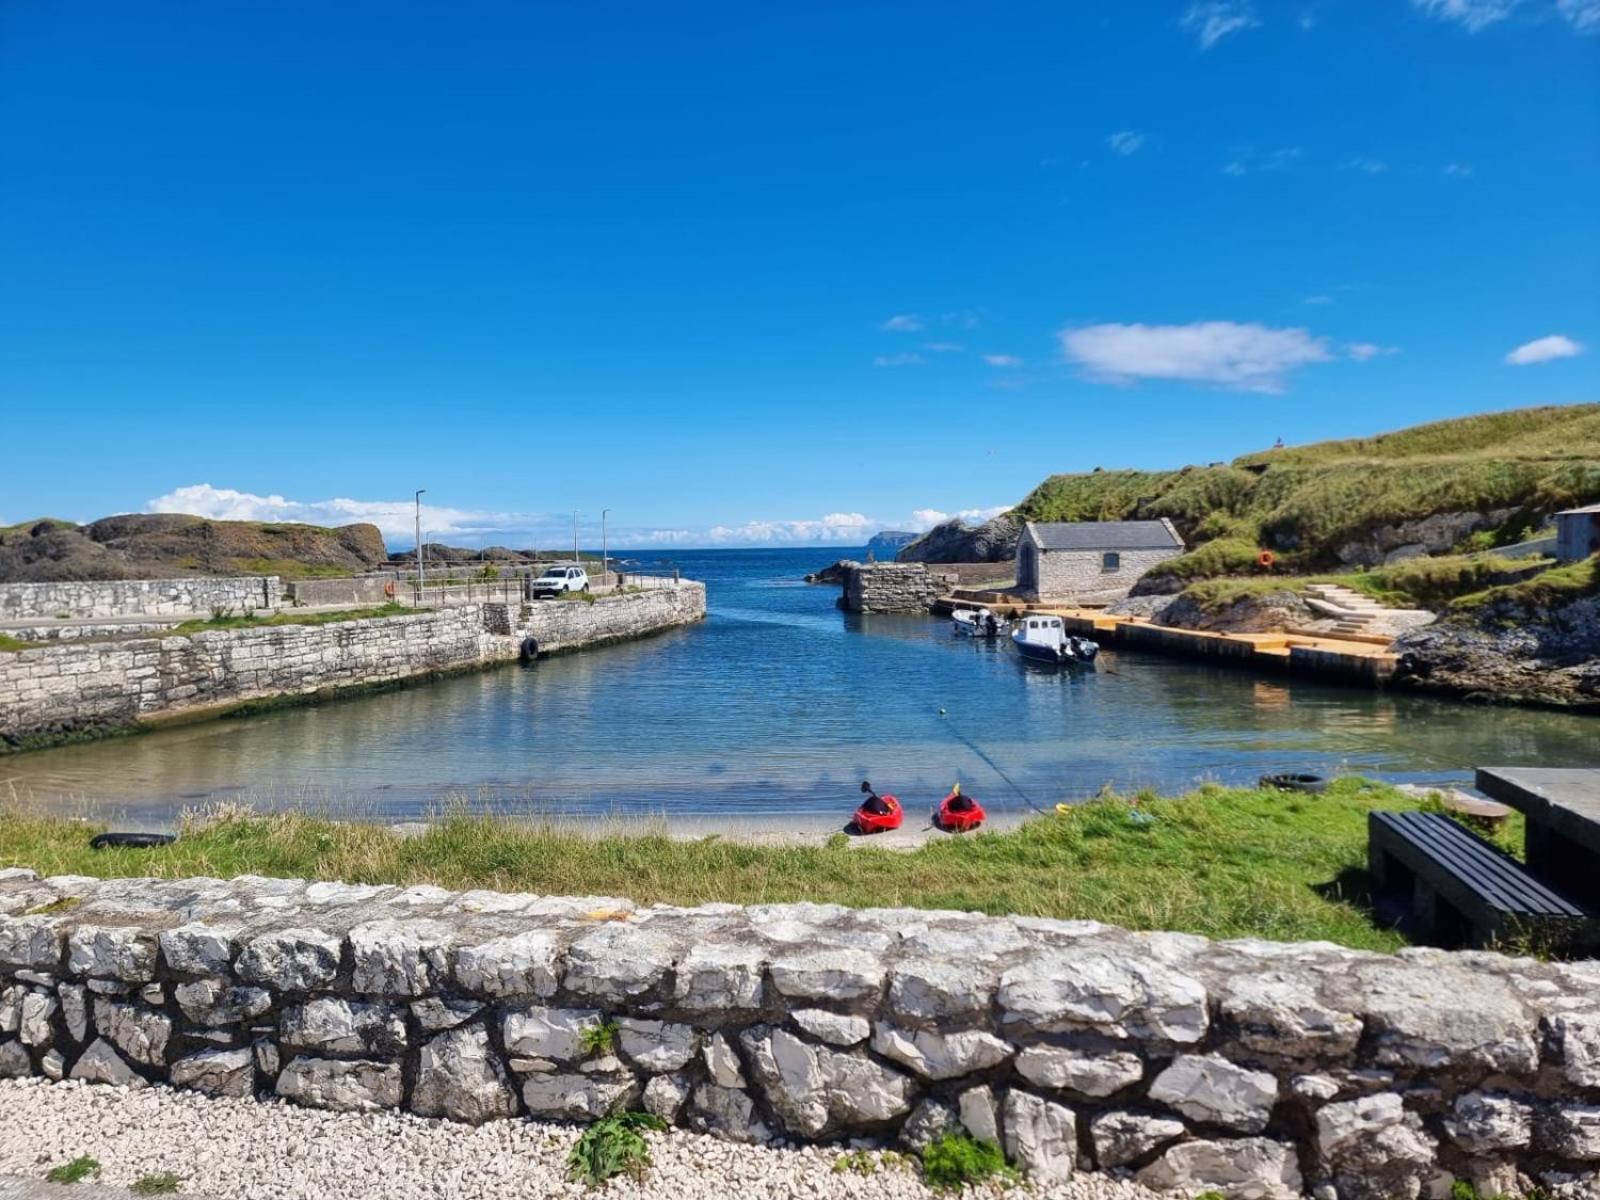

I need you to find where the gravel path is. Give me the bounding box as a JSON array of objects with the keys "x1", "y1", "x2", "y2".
[{"x1": 0, "y1": 1079, "x2": 1164, "y2": 1200}]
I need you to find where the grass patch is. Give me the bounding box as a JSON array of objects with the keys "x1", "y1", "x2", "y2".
[
  {"x1": 45, "y1": 1156, "x2": 100, "y2": 1184},
  {"x1": 232, "y1": 559, "x2": 357, "y2": 579},
  {"x1": 131, "y1": 1174, "x2": 182, "y2": 1196},
  {"x1": 567, "y1": 1112, "x2": 666, "y2": 1187},
  {"x1": 166, "y1": 603, "x2": 422, "y2": 635},
  {"x1": 580, "y1": 1021, "x2": 618, "y2": 1056},
  {"x1": 1450, "y1": 553, "x2": 1600, "y2": 617},
  {"x1": 0, "y1": 634, "x2": 32, "y2": 652},
  {"x1": 919, "y1": 1134, "x2": 1016, "y2": 1191},
  {"x1": 834, "y1": 1149, "x2": 913, "y2": 1176},
  {"x1": 0, "y1": 779, "x2": 1442, "y2": 951}
]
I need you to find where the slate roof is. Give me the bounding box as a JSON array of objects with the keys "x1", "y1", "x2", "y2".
[
  {"x1": 1026, "y1": 520, "x2": 1184, "y2": 552},
  {"x1": 1557, "y1": 504, "x2": 1600, "y2": 516}
]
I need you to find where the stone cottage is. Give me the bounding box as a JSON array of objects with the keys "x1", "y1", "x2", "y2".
[
  {"x1": 1015, "y1": 519, "x2": 1185, "y2": 604},
  {"x1": 1555, "y1": 503, "x2": 1600, "y2": 563}
]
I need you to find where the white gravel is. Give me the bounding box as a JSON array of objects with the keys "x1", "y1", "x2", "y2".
[{"x1": 0, "y1": 1078, "x2": 1165, "y2": 1200}]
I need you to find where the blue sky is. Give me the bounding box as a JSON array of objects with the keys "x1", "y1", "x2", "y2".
[{"x1": 2, "y1": 0, "x2": 1596, "y2": 549}]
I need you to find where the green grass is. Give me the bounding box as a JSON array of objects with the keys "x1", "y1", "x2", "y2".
[
  {"x1": 131, "y1": 1174, "x2": 182, "y2": 1196},
  {"x1": 1006, "y1": 403, "x2": 1600, "y2": 580},
  {"x1": 232, "y1": 559, "x2": 358, "y2": 579},
  {"x1": 165, "y1": 603, "x2": 423, "y2": 635},
  {"x1": 919, "y1": 1134, "x2": 1016, "y2": 1191},
  {"x1": 0, "y1": 779, "x2": 1457, "y2": 951},
  {"x1": 45, "y1": 1157, "x2": 100, "y2": 1184},
  {"x1": 1450, "y1": 552, "x2": 1600, "y2": 617},
  {"x1": 580, "y1": 1021, "x2": 618, "y2": 1056},
  {"x1": 0, "y1": 634, "x2": 32, "y2": 652},
  {"x1": 567, "y1": 1113, "x2": 666, "y2": 1187}
]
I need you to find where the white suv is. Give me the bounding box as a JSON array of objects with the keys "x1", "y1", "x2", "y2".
[{"x1": 531, "y1": 565, "x2": 590, "y2": 598}]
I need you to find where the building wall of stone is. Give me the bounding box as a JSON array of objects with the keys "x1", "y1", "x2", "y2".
[
  {"x1": 3, "y1": 868, "x2": 1597, "y2": 1199},
  {"x1": 1029, "y1": 547, "x2": 1183, "y2": 605},
  {"x1": 0, "y1": 584, "x2": 706, "y2": 750},
  {"x1": 840, "y1": 562, "x2": 937, "y2": 613},
  {"x1": 0, "y1": 577, "x2": 283, "y2": 622}
]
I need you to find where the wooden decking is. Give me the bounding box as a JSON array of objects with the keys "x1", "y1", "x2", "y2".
[{"x1": 934, "y1": 596, "x2": 1400, "y2": 685}]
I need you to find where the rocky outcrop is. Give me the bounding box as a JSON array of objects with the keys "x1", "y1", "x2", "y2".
[
  {"x1": 1331, "y1": 509, "x2": 1519, "y2": 568},
  {"x1": 0, "y1": 515, "x2": 387, "y2": 583},
  {"x1": 897, "y1": 514, "x2": 1020, "y2": 564},
  {"x1": 1149, "y1": 590, "x2": 1314, "y2": 634},
  {"x1": 5, "y1": 868, "x2": 1600, "y2": 1197},
  {"x1": 1396, "y1": 592, "x2": 1600, "y2": 709},
  {"x1": 865, "y1": 531, "x2": 918, "y2": 558}
]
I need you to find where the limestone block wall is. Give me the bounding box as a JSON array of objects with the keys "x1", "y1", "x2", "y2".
[
  {"x1": 3, "y1": 870, "x2": 1599, "y2": 1200},
  {"x1": 1030, "y1": 548, "x2": 1183, "y2": 606},
  {"x1": 0, "y1": 584, "x2": 706, "y2": 751},
  {"x1": 0, "y1": 577, "x2": 282, "y2": 621},
  {"x1": 841, "y1": 562, "x2": 937, "y2": 613}
]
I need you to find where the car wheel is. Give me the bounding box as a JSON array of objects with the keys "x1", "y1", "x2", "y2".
[{"x1": 582, "y1": 583, "x2": 590, "y2": 593}]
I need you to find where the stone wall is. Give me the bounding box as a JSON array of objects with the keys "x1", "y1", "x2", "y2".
[
  {"x1": 0, "y1": 577, "x2": 282, "y2": 622},
  {"x1": 3, "y1": 870, "x2": 1599, "y2": 1199},
  {"x1": 1025, "y1": 547, "x2": 1184, "y2": 606},
  {"x1": 840, "y1": 562, "x2": 938, "y2": 613},
  {"x1": 0, "y1": 584, "x2": 706, "y2": 751}
]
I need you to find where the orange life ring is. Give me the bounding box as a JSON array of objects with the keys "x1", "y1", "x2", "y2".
[
  {"x1": 1257, "y1": 550, "x2": 1275, "y2": 569},
  {"x1": 384, "y1": 581, "x2": 397, "y2": 598}
]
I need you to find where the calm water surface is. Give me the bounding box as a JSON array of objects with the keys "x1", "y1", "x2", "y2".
[{"x1": 8, "y1": 548, "x2": 1597, "y2": 825}]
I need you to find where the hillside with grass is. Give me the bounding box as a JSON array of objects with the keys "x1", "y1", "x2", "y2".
[
  {"x1": 0, "y1": 514, "x2": 388, "y2": 582},
  {"x1": 902, "y1": 403, "x2": 1600, "y2": 574}
]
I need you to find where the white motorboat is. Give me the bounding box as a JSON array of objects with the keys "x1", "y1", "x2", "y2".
[
  {"x1": 952, "y1": 607, "x2": 1008, "y2": 638},
  {"x1": 1011, "y1": 614, "x2": 1098, "y2": 666}
]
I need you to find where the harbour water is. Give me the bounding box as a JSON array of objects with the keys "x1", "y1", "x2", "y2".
[{"x1": 6, "y1": 548, "x2": 1596, "y2": 826}]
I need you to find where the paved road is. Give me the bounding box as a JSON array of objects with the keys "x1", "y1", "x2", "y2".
[{"x1": 1, "y1": 1177, "x2": 218, "y2": 1199}]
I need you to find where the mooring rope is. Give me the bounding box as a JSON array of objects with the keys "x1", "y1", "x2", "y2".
[{"x1": 935, "y1": 706, "x2": 1050, "y2": 815}]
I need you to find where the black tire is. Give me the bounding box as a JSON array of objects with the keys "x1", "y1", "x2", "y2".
[
  {"x1": 519, "y1": 636, "x2": 540, "y2": 663},
  {"x1": 1259, "y1": 772, "x2": 1329, "y2": 795},
  {"x1": 582, "y1": 583, "x2": 590, "y2": 593},
  {"x1": 89, "y1": 832, "x2": 176, "y2": 851}
]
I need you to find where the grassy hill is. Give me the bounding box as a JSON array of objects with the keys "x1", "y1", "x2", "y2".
[
  {"x1": 0, "y1": 514, "x2": 388, "y2": 582},
  {"x1": 1012, "y1": 403, "x2": 1600, "y2": 582}
]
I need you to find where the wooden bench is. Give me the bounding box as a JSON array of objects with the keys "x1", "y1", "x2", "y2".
[{"x1": 1368, "y1": 811, "x2": 1600, "y2": 950}]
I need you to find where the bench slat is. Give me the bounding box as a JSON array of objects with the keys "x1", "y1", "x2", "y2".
[{"x1": 1371, "y1": 811, "x2": 1589, "y2": 918}]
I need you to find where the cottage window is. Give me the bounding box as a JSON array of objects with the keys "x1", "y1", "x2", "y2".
[{"x1": 1101, "y1": 552, "x2": 1121, "y2": 572}]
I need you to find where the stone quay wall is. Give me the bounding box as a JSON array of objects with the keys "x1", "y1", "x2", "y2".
[
  {"x1": 840, "y1": 562, "x2": 939, "y2": 614},
  {"x1": 4, "y1": 870, "x2": 1600, "y2": 1200},
  {"x1": 0, "y1": 577, "x2": 283, "y2": 622},
  {"x1": 0, "y1": 584, "x2": 706, "y2": 750}
]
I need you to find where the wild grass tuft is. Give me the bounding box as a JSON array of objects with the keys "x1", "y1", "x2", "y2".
[
  {"x1": 919, "y1": 1133, "x2": 1016, "y2": 1191},
  {"x1": 131, "y1": 1173, "x2": 183, "y2": 1195},
  {"x1": 580, "y1": 1021, "x2": 618, "y2": 1056},
  {"x1": 567, "y1": 1112, "x2": 666, "y2": 1187},
  {"x1": 45, "y1": 1156, "x2": 100, "y2": 1184}
]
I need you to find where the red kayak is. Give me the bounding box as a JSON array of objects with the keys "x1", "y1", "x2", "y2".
[
  {"x1": 935, "y1": 785, "x2": 985, "y2": 833},
  {"x1": 854, "y1": 781, "x2": 904, "y2": 834}
]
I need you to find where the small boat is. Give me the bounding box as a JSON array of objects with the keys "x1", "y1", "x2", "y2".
[
  {"x1": 952, "y1": 607, "x2": 1008, "y2": 638},
  {"x1": 935, "y1": 783, "x2": 985, "y2": 832},
  {"x1": 1011, "y1": 614, "x2": 1098, "y2": 666},
  {"x1": 854, "y1": 781, "x2": 904, "y2": 834}
]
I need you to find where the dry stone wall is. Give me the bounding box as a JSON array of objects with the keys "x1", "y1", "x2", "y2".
[
  {"x1": 0, "y1": 585, "x2": 706, "y2": 751},
  {"x1": 3, "y1": 869, "x2": 1600, "y2": 1199},
  {"x1": 0, "y1": 577, "x2": 282, "y2": 621},
  {"x1": 840, "y1": 562, "x2": 939, "y2": 613}
]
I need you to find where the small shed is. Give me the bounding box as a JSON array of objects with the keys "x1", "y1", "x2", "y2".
[
  {"x1": 1556, "y1": 504, "x2": 1600, "y2": 563},
  {"x1": 1016, "y1": 519, "x2": 1186, "y2": 604}
]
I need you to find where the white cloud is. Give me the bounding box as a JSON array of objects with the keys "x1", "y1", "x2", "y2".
[
  {"x1": 880, "y1": 314, "x2": 924, "y2": 332},
  {"x1": 1107, "y1": 130, "x2": 1146, "y2": 156},
  {"x1": 922, "y1": 341, "x2": 964, "y2": 353},
  {"x1": 145, "y1": 483, "x2": 542, "y2": 543},
  {"x1": 703, "y1": 512, "x2": 877, "y2": 545},
  {"x1": 1223, "y1": 147, "x2": 1302, "y2": 176},
  {"x1": 1342, "y1": 157, "x2": 1389, "y2": 175},
  {"x1": 1181, "y1": 1, "x2": 1260, "y2": 47},
  {"x1": 910, "y1": 506, "x2": 1011, "y2": 531},
  {"x1": 982, "y1": 354, "x2": 1024, "y2": 368},
  {"x1": 1345, "y1": 342, "x2": 1400, "y2": 361},
  {"x1": 873, "y1": 353, "x2": 925, "y2": 368},
  {"x1": 1505, "y1": 334, "x2": 1585, "y2": 365},
  {"x1": 1059, "y1": 320, "x2": 1334, "y2": 394},
  {"x1": 1443, "y1": 162, "x2": 1475, "y2": 177},
  {"x1": 1410, "y1": 0, "x2": 1521, "y2": 31},
  {"x1": 1558, "y1": 0, "x2": 1600, "y2": 30}
]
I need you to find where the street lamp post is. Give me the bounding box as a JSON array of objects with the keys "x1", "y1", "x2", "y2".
[
  {"x1": 572, "y1": 510, "x2": 580, "y2": 565},
  {"x1": 414, "y1": 489, "x2": 427, "y2": 602},
  {"x1": 601, "y1": 509, "x2": 610, "y2": 584}
]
